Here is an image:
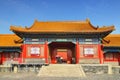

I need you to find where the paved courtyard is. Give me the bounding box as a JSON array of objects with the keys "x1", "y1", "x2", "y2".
[{"x1": 0, "y1": 72, "x2": 120, "y2": 80}]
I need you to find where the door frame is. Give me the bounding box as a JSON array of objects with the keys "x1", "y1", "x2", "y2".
[{"x1": 48, "y1": 42, "x2": 76, "y2": 64}]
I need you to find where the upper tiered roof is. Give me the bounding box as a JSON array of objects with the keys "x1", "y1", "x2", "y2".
[{"x1": 10, "y1": 19, "x2": 114, "y2": 33}]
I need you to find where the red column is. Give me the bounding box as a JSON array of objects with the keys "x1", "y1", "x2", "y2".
[
  {"x1": 98, "y1": 44, "x2": 104, "y2": 64},
  {"x1": 0, "y1": 53, "x2": 1, "y2": 64},
  {"x1": 2, "y1": 52, "x2": 5, "y2": 64},
  {"x1": 21, "y1": 44, "x2": 26, "y2": 63},
  {"x1": 76, "y1": 41, "x2": 79, "y2": 64},
  {"x1": 45, "y1": 41, "x2": 48, "y2": 64}
]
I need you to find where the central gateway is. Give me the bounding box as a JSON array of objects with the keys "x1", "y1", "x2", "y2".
[
  {"x1": 49, "y1": 42, "x2": 75, "y2": 64},
  {"x1": 9, "y1": 19, "x2": 115, "y2": 64}
]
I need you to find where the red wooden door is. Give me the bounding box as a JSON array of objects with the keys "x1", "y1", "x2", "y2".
[
  {"x1": 57, "y1": 49, "x2": 68, "y2": 62},
  {"x1": 57, "y1": 49, "x2": 72, "y2": 64},
  {"x1": 51, "y1": 49, "x2": 73, "y2": 64}
]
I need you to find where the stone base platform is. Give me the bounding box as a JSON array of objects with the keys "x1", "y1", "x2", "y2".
[{"x1": 37, "y1": 64, "x2": 86, "y2": 77}]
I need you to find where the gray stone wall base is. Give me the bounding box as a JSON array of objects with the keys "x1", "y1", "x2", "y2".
[
  {"x1": 81, "y1": 64, "x2": 109, "y2": 74},
  {"x1": 79, "y1": 58, "x2": 100, "y2": 64},
  {"x1": 104, "y1": 62, "x2": 119, "y2": 66},
  {"x1": 112, "y1": 66, "x2": 120, "y2": 74}
]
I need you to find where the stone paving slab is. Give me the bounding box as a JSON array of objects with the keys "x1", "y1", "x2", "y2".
[{"x1": 0, "y1": 72, "x2": 120, "y2": 80}]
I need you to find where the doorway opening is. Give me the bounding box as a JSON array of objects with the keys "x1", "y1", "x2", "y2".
[{"x1": 48, "y1": 42, "x2": 76, "y2": 64}]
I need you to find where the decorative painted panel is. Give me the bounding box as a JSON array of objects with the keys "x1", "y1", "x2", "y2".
[
  {"x1": 84, "y1": 48, "x2": 94, "y2": 55},
  {"x1": 24, "y1": 38, "x2": 45, "y2": 44},
  {"x1": 27, "y1": 46, "x2": 40, "y2": 56},
  {"x1": 48, "y1": 38, "x2": 77, "y2": 43},
  {"x1": 26, "y1": 44, "x2": 45, "y2": 57},
  {"x1": 30, "y1": 47, "x2": 40, "y2": 54},
  {"x1": 79, "y1": 45, "x2": 98, "y2": 58},
  {"x1": 78, "y1": 38, "x2": 100, "y2": 44},
  {"x1": 83, "y1": 47, "x2": 95, "y2": 57}
]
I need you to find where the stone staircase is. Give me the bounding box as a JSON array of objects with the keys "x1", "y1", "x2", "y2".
[{"x1": 37, "y1": 64, "x2": 86, "y2": 77}]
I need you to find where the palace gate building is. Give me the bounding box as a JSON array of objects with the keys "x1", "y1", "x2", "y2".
[{"x1": 0, "y1": 19, "x2": 120, "y2": 65}]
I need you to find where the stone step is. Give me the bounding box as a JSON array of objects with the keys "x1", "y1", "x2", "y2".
[{"x1": 37, "y1": 64, "x2": 86, "y2": 77}]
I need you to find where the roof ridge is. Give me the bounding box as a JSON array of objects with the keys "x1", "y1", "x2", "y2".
[{"x1": 34, "y1": 19, "x2": 89, "y2": 23}]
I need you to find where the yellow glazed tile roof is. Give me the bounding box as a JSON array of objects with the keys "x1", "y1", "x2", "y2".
[
  {"x1": 0, "y1": 34, "x2": 22, "y2": 47},
  {"x1": 10, "y1": 19, "x2": 115, "y2": 33},
  {"x1": 103, "y1": 34, "x2": 120, "y2": 47}
]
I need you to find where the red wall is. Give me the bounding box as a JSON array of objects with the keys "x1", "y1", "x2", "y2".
[
  {"x1": 0, "y1": 53, "x2": 2, "y2": 64},
  {"x1": 21, "y1": 43, "x2": 48, "y2": 63},
  {"x1": 104, "y1": 52, "x2": 120, "y2": 62},
  {"x1": 79, "y1": 44, "x2": 99, "y2": 58},
  {"x1": 0, "y1": 52, "x2": 22, "y2": 64},
  {"x1": 78, "y1": 44, "x2": 103, "y2": 64}
]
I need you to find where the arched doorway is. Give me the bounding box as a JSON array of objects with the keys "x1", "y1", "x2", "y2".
[{"x1": 48, "y1": 42, "x2": 76, "y2": 64}]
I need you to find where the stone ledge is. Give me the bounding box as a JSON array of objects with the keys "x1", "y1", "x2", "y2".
[
  {"x1": 112, "y1": 66, "x2": 120, "y2": 74},
  {"x1": 79, "y1": 58, "x2": 99, "y2": 64},
  {"x1": 81, "y1": 64, "x2": 109, "y2": 74}
]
